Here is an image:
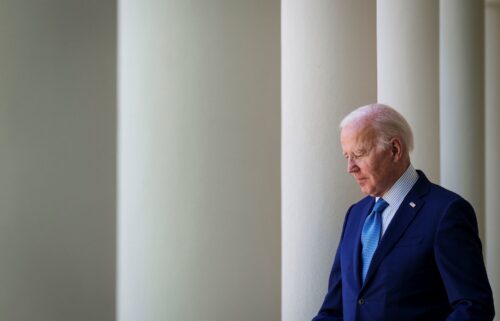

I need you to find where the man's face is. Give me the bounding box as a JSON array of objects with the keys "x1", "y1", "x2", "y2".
[{"x1": 340, "y1": 124, "x2": 397, "y2": 197}]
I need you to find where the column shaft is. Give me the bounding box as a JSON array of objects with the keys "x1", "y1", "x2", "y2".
[
  {"x1": 0, "y1": 1, "x2": 116, "y2": 320},
  {"x1": 377, "y1": 0, "x2": 440, "y2": 182},
  {"x1": 282, "y1": 1, "x2": 377, "y2": 320},
  {"x1": 440, "y1": 0, "x2": 485, "y2": 238},
  {"x1": 118, "y1": 1, "x2": 281, "y2": 320},
  {"x1": 485, "y1": 0, "x2": 500, "y2": 316}
]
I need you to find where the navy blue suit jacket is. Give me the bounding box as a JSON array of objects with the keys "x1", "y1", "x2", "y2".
[{"x1": 313, "y1": 171, "x2": 494, "y2": 321}]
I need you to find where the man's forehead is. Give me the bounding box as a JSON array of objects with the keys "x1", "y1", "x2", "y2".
[{"x1": 341, "y1": 123, "x2": 376, "y2": 143}]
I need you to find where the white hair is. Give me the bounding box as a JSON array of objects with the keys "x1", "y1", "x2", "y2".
[{"x1": 340, "y1": 103, "x2": 414, "y2": 154}]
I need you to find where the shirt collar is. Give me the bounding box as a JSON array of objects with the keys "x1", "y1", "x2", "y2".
[{"x1": 376, "y1": 164, "x2": 419, "y2": 206}]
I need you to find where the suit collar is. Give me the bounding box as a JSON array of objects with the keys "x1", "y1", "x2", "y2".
[{"x1": 411, "y1": 170, "x2": 431, "y2": 197}]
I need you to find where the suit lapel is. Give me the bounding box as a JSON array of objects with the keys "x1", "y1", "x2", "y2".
[
  {"x1": 353, "y1": 197, "x2": 375, "y2": 290},
  {"x1": 361, "y1": 171, "x2": 431, "y2": 289}
]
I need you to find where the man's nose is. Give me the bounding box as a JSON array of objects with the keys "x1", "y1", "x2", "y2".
[{"x1": 347, "y1": 158, "x2": 358, "y2": 173}]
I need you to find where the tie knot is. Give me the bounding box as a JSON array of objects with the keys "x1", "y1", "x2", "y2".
[{"x1": 372, "y1": 198, "x2": 389, "y2": 213}]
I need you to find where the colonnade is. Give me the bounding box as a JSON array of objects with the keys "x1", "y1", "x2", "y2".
[
  {"x1": 283, "y1": 0, "x2": 500, "y2": 320},
  {"x1": 0, "y1": 1, "x2": 499, "y2": 321}
]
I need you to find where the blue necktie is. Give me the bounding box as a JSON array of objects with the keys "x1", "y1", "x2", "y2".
[{"x1": 361, "y1": 198, "x2": 389, "y2": 283}]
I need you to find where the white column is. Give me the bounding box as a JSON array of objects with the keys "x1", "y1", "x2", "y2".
[
  {"x1": 377, "y1": 0, "x2": 440, "y2": 182},
  {"x1": 282, "y1": 1, "x2": 377, "y2": 320},
  {"x1": 118, "y1": 1, "x2": 280, "y2": 321},
  {"x1": 440, "y1": 0, "x2": 485, "y2": 239},
  {"x1": 0, "y1": 1, "x2": 116, "y2": 321},
  {"x1": 485, "y1": 0, "x2": 500, "y2": 317}
]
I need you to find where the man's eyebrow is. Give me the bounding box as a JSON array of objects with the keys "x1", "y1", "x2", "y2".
[{"x1": 354, "y1": 148, "x2": 367, "y2": 154}]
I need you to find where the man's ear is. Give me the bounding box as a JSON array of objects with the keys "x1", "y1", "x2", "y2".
[{"x1": 390, "y1": 137, "x2": 403, "y2": 161}]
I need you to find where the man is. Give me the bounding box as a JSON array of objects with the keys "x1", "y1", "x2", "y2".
[{"x1": 312, "y1": 104, "x2": 495, "y2": 321}]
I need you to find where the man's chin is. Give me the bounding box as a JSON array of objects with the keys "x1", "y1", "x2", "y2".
[
  {"x1": 357, "y1": 179, "x2": 370, "y2": 194},
  {"x1": 358, "y1": 188, "x2": 369, "y2": 195},
  {"x1": 358, "y1": 185, "x2": 374, "y2": 196}
]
